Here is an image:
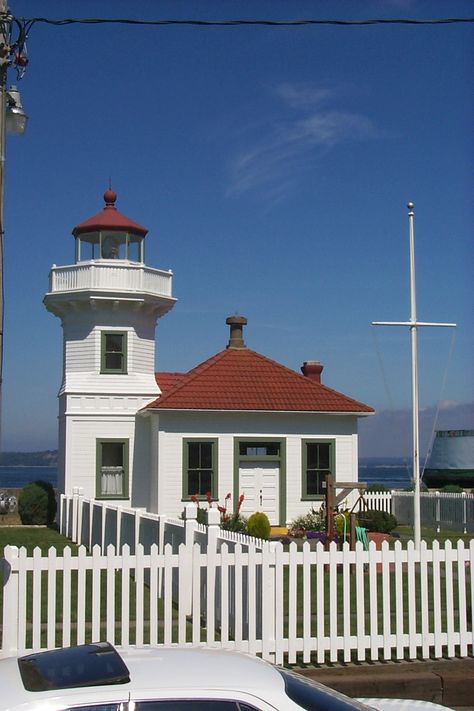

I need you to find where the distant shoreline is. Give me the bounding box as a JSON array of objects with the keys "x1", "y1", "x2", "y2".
[{"x1": 0, "y1": 465, "x2": 55, "y2": 468}]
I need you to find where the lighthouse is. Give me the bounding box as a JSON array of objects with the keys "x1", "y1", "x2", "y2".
[{"x1": 44, "y1": 189, "x2": 176, "y2": 502}]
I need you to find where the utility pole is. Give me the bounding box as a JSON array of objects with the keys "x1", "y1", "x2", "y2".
[
  {"x1": 0, "y1": 0, "x2": 10, "y2": 450},
  {"x1": 0, "y1": 4, "x2": 27, "y2": 451},
  {"x1": 373, "y1": 203, "x2": 456, "y2": 550}
]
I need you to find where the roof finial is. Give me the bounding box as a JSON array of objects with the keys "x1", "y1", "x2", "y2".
[{"x1": 103, "y1": 186, "x2": 117, "y2": 208}]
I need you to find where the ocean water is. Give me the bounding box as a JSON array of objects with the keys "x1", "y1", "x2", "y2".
[
  {"x1": 359, "y1": 465, "x2": 411, "y2": 490},
  {"x1": 0, "y1": 466, "x2": 57, "y2": 489},
  {"x1": 0, "y1": 464, "x2": 412, "y2": 491}
]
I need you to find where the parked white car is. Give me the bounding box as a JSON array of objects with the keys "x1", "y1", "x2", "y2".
[{"x1": 0, "y1": 643, "x2": 454, "y2": 711}]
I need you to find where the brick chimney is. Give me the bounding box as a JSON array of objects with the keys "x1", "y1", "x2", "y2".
[
  {"x1": 226, "y1": 315, "x2": 247, "y2": 349},
  {"x1": 301, "y1": 360, "x2": 323, "y2": 383}
]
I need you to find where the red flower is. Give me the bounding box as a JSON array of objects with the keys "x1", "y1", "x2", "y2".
[
  {"x1": 217, "y1": 505, "x2": 226, "y2": 514},
  {"x1": 225, "y1": 492, "x2": 231, "y2": 500},
  {"x1": 191, "y1": 495, "x2": 197, "y2": 503}
]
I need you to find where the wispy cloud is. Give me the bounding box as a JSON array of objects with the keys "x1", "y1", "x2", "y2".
[{"x1": 226, "y1": 82, "x2": 381, "y2": 201}]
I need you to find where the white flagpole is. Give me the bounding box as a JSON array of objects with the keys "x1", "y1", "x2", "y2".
[
  {"x1": 372, "y1": 202, "x2": 456, "y2": 549},
  {"x1": 407, "y1": 202, "x2": 421, "y2": 549}
]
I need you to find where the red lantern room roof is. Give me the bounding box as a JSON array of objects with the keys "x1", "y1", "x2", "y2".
[{"x1": 72, "y1": 189, "x2": 148, "y2": 237}]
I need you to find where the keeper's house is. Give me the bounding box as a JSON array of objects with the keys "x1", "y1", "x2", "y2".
[{"x1": 44, "y1": 190, "x2": 373, "y2": 526}]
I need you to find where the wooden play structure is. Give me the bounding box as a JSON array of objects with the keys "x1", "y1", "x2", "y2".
[{"x1": 324, "y1": 473, "x2": 368, "y2": 548}]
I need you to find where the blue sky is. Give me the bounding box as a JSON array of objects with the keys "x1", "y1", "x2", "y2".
[{"x1": 2, "y1": 0, "x2": 473, "y2": 456}]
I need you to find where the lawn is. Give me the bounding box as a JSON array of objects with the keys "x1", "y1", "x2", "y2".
[
  {"x1": 395, "y1": 525, "x2": 473, "y2": 547},
  {"x1": 0, "y1": 526, "x2": 77, "y2": 557}
]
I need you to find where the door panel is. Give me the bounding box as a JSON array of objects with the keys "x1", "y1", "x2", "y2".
[{"x1": 239, "y1": 461, "x2": 279, "y2": 525}]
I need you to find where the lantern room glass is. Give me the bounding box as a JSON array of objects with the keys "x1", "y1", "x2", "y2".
[{"x1": 75, "y1": 231, "x2": 144, "y2": 263}]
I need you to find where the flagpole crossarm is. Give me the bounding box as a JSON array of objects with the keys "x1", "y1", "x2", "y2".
[{"x1": 372, "y1": 321, "x2": 456, "y2": 328}]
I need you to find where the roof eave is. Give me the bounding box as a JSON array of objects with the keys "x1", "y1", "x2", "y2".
[{"x1": 143, "y1": 407, "x2": 374, "y2": 416}]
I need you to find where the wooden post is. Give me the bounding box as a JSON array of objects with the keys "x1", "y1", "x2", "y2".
[
  {"x1": 326, "y1": 473, "x2": 335, "y2": 541},
  {"x1": 350, "y1": 513, "x2": 357, "y2": 550}
]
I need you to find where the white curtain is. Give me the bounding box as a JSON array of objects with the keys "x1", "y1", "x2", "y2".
[{"x1": 101, "y1": 466, "x2": 123, "y2": 495}]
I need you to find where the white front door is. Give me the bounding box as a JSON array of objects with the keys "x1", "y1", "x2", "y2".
[{"x1": 239, "y1": 461, "x2": 279, "y2": 525}]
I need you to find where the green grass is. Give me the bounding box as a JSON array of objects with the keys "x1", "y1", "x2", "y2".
[
  {"x1": 0, "y1": 526, "x2": 77, "y2": 557},
  {"x1": 395, "y1": 525, "x2": 473, "y2": 547}
]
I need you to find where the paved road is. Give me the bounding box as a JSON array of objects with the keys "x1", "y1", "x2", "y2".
[{"x1": 294, "y1": 657, "x2": 474, "y2": 709}]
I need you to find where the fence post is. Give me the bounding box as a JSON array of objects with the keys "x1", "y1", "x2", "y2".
[
  {"x1": 435, "y1": 491, "x2": 441, "y2": 533},
  {"x1": 462, "y1": 492, "x2": 467, "y2": 534},
  {"x1": 206, "y1": 506, "x2": 221, "y2": 645},
  {"x1": 262, "y1": 541, "x2": 277, "y2": 662},
  {"x1": 117, "y1": 506, "x2": 122, "y2": 553},
  {"x1": 1, "y1": 546, "x2": 19, "y2": 656},
  {"x1": 77, "y1": 490, "x2": 84, "y2": 546},
  {"x1": 135, "y1": 509, "x2": 141, "y2": 554},
  {"x1": 59, "y1": 494, "x2": 66, "y2": 536},
  {"x1": 71, "y1": 487, "x2": 82, "y2": 543},
  {"x1": 183, "y1": 503, "x2": 198, "y2": 615}
]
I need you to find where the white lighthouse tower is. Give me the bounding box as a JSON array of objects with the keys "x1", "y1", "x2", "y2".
[{"x1": 44, "y1": 189, "x2": 176, "y2": 503}]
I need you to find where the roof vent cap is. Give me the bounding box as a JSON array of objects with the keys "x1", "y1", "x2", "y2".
[{"x1": 226, "y1": 314, "x2": 247, "y2": 349}]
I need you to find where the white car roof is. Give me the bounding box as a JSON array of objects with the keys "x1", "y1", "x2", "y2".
[
  {"x1": 119, "y1": 646, "x2": 283, "y2": 691},
  {"x1": 0, "y1": 646, "x2": 455, "y2": 711},
  {"x1": 0, "y1": 647, "x2": 289, "y2": 710}
]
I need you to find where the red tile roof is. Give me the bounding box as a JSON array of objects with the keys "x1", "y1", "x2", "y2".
[
  {"x1": 155, "y1": 371, "x2": 186, "y2": 394},
  {"x1": 150, "y1": 347, "x2": 373, "y2": 413}
]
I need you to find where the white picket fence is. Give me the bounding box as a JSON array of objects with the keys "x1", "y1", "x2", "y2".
[
  {"x1": 1, "y1": 491, "x2": 473, "y2": 662},
  {"x1": 391, "y1": 491, "x2": 474, "y2": 533},
  {"x1": 2, "y1": 535, "x2": 473, "y2": 662}
]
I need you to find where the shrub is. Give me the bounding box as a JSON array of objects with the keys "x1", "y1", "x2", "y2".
[
  {"x1": 357, "y1": 509, "x2": 397, "y2": 534},
  {"x1": 334, "y1": 510, "x2": 351, "y2": 538},
  {"x1": 288, "y1": 508, "x2": 325, "y2": 536},
  {"x1": 220, "y1": 513, "x2": 247, "y2": 533},
  {"x1": 367, "y1": 482, "x2": 389, "y2": 492},
  {"x1": 440, "y1": 484, "x2": 464, "y2": 493},
  {"x1": 247, "y1": 511, "x2": 271, "y2": 540},
  {"x1": 18, "y1": 480, "x2": 57, "y2": 525}
]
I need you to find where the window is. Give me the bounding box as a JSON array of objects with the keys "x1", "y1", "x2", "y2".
[
  {"x1": 239, "y1": 442, "x2": 280, "y2": 457},
  {"x1": 279, "y1": 668, "x2": 353, "y2": 711},
  {"x1": 134, "y1": 702, "x2": 257, "y2": 710},
  {"x1": 19, "y1": 642, "x2": 129, "y2": 692},
  {"x1": 101, "y1": 331, "x2": 127, "y2": 374},
  {"x1": 96, "y1": 439, "x2": 129, "y2": 499},
  {"x1": 65, "y1": 704, "x2": 124, "y2": 711},
  {"x1": 183, "y1": 439, "x2": 217, "y2": 499},
  {"x1": 302, "y1": 440, "x2": 334, "y2": 499}
]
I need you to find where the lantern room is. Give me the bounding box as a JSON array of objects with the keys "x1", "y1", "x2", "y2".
[{"x1": 72, "y1": 189, "x2": 148, "y2": 263}]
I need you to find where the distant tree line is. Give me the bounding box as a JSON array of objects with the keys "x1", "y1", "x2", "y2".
[{"x1": 0, "y1": 450, "x2": 58, "y2": 466}]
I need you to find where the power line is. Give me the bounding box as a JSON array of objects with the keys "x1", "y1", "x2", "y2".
[{"x1": 9, "y1": 16, "x2": 474, "y2": 29}]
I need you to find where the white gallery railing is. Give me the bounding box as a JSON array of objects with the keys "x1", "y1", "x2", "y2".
[{"x1": 48, "y1": 261, "x2": 173, "y2": 298}]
